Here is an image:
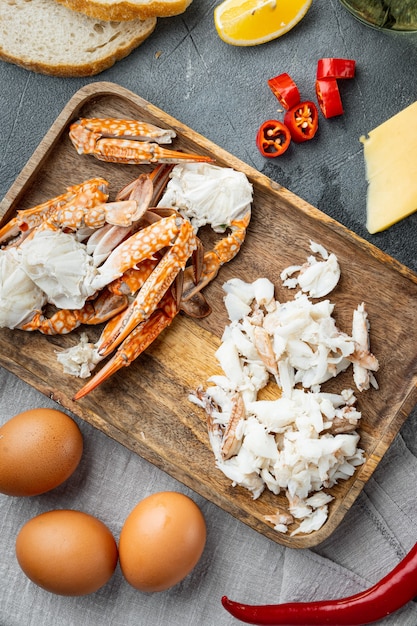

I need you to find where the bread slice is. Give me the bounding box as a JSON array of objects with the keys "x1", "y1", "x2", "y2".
[
  {"x1": 54, "y1": 0, "x2": 193, "y2": 21},
  {"x1": 0, "y1": 0, "x2": 157, "y2": 77}
]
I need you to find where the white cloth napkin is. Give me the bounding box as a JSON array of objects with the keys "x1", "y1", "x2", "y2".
[{"x1": 1, "y1": 366, "x2": 417, "y2": 625}]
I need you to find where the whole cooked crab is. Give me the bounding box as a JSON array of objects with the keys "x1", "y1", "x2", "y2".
[{"x1": 0, "y1": 118, "x2": 253, "y2": 399}]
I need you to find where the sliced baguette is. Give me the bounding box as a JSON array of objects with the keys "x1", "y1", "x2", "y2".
[
  {"x1": 54, "y1": 0, "x2": 193, "y2": 21},
  {"x1": 0, "y1": 0, "x2": 156, "y2": 77}
]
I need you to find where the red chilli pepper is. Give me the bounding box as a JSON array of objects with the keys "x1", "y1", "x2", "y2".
[
  {"x1": 284, "y1": 101, "x2": 318, "y2": 143},
  {"x1": 222, "y1": 541, "x2": 417, "y2": 625},
  {"x1": 315, "y1": 78, "x2": 344, "y2": 119},
  {"x1": 317, "y1": 58, "x2": 356, "y2": 80},
  {"x1": 267, "y1": 73, "x2": 301, "y2": 110},
  {"x1": 256, "y1": 120, "x2": 291, "y2": 158}
]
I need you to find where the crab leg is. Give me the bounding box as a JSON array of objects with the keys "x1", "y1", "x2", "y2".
[
  {"x1": 21, "y1": 257, "x2": 160, "y2": 335},
  {"x1": 91, "y1": 212, "x2": 186, "y2": 291},
  {"x1": 108, "y1": 255, "x2": 209, "y2": 317},
  {"x1": 73, "y1": 287, "x2": 180, "y2": 400},
  {"x1": 69, "y1": 118, "x2": 213, "y2": 165},
  {"x1": 21, "y1": 288, "x2": 129, "y2": 335},
  {"x1": 43, "y1": 171, "x2": 158, "y2": 234},
  {"x1": 182, "y1": 209, "x2": 251, "y2": 301},
  {"x1": 108, "y1": 258, "x2": 160, "y2": 296},
  {"x1": 96, "y1": 217, "x2": 197, "y2": 357},
  {"x1": 0, "y1": 177, "x2": 109, "y2": 246}
]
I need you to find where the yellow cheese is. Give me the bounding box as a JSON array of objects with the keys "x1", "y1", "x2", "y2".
[{"x1": 360, "y1": 101, "x2": 417, "y2": 234}]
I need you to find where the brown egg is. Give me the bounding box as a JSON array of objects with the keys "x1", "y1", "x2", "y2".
[
  {"x1": 0, "y1": 408, "x2": 83, "y2": 496},
  {"x1": 119, "y1": 491, "x2": 206, "y2": 592},
  {"x1": 15, "y1": 510, "x2": 118, "y2": 595}
]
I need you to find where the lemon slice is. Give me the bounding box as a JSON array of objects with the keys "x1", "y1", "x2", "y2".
[{"x1": 214, "y1": 0, "x2": 313, "y2": 46}]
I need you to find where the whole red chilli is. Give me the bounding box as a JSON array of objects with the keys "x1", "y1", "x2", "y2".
[{"x1": 222, "y1": 541, "x2": 417, "y2": 625}]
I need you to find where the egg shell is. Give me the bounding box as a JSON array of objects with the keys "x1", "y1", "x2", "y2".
[
  {"x1": 15, "y1": 509, "x2": 118, "y2": 596},
  {"x1": 119, "y1": 491, "x2": 206, "y2": 592},
  {"x1": 0, "y1": 408, "x2": 83, "y2": 496}
]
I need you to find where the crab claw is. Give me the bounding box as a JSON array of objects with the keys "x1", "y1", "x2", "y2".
[
  {"x1": 73, "y1": 289, "x2": 179, "y2": 400},
  {"x1": 116, "y1": 166, "x2": 172, "y2": 203},
  {"x1": 69, "y1": 118, "x2": 214, "y2": 165},
  {"x1": 69, "y1": 118, "x2": 177, "y2": 148},
  {"x1": 0, "y1": 177, "x2": 109, "y2": 247},
  {"x1": 115, "y1": 171, "x2": 154, "y2": 210},
  {"x1": 86, "y1": 168, "x2": 168, "y2": 266}
]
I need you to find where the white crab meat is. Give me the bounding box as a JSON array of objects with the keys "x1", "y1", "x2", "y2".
[
  {"x1": 264, "y1": 508, "x2": 295, "y2": 533},
  {"x1": 246, "y1": 398, "x2": 296, "y2": 431},
  {"x1": 242, "y1": 416, "x2": 279, "y2": 463},
  {"x1": 214, "y1": 338, "x2": 247, "y2": 389},
  {"x1": 158, "y1": 162, "x2": 253, "y2": 232},
  {"x1": 290, "y1": 505, "x2": 330, "y2": 536},
  {"x1": 352, "y1": 303, "x2": 379, "y2": 391},
  {"x1": 56, "y1": 332, "x2": 101, "y2": 379},
  {"x1": 281, "y1": 240, "x2": 341, "y2": 298},
  {"x1": 19, "y1": 229, "x2": 97, "y2": 309},
  {"x1": 0, "y1": 247, "x2": 47, "y2": 328}
]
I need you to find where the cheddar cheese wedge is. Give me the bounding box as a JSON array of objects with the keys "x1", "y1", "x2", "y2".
[{"x1": 360, "y1": 101, "x2": 417, "y2": 234}]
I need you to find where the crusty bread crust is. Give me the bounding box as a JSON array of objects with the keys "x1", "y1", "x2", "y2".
[
  {"x1": 55, "y1": 0, "x2": 192, "y2": 21},
  {"x1": 0, "y1": 39, "x2": 152, "y2": 78},
  {"x1": 0, "y1": 0, "x2": 157, "y2": 77}
]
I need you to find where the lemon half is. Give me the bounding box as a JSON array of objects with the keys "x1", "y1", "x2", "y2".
[{"x1": 214, "y1": 0, "x2": 313, "y2": 46}]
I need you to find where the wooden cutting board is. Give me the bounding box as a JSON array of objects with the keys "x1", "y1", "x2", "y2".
[{"x1": 1, "y1": 82, "x2": 417, "y2": 548}]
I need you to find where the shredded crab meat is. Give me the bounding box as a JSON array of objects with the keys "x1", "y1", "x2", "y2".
[
  {"x1": 191, "y1": 244, "x2": 379, "y2": 535},
  {"x1": 352, "y1": 303, "x2": 379, "y2": 392},
  {"x1": 56, "y1": 332, "x2": 101, "y2": 379},
  {"x1": 281, "y1": 240, "x2": 341, "y2": 298}
]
